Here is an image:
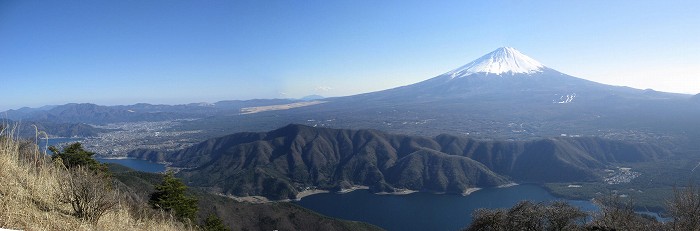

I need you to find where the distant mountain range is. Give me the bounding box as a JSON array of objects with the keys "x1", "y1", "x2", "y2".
[
  {"x1": 5, "y1": 47, "x2": 699, "y2": 153},
  {"x1": 130, "y1": 124, "x2": 669, "y2": 200},
  {"x1": 1, "y1": 118, "x2": 109, "y2": 138},
  {"x1": 1, "y1": 99, "x2": 308, "y2": 137},
  {"x1": 300, "y1": 95, "x2": 325, "y2": 101},
  {"x1": 2, "y1": 99, "x2": 305, "y2": 125}
]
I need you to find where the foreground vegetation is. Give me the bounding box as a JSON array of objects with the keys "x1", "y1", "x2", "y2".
[
  {"x1": 465, "y1": 186, "x2": 700, "y2": 231},
  {"x1": 0, "y1": 124, "x2": 382, "y2": 231},
  {"x1": 110, "y1": 165, "x2": 383, "y2": 231},
  {"x1": 0, "y1": 127, "x2": 190, "y2": 230}
]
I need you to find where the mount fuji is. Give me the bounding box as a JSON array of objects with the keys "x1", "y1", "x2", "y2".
[
  {"x1": 230, "y1": 47, "x2": 697, "y2": 147},
  {"x1": 331, "y1": 47, "x2": 679, "y2": 107},
  {"x1": 445, "y1": 46, "x2": 545, "y2": 77}
]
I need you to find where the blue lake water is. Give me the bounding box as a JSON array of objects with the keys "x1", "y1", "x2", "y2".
[
  {"x1": 38, "y1": 137, "x2": 166, "y2": 173},
  {"x1": 294, "y1": 184, "x2": 598, "y2": 231}
]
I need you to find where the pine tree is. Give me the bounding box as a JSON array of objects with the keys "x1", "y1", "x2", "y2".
[
  {"x1": 50, "y1": 142, "x2": 107, "y2": 174},
  {"x1": 203, "y1": 213, "x2": 230, "y2": 231},
  {"x1": 149, "y1": 171, "x2": 198, "y2": 222}
]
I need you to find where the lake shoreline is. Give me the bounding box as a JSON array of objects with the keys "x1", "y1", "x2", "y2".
[
  {"x1": 293, "y1": 184, "x2": 601, "y2": 231},
  {"x1": 462, "y1": 187, "x2": 481, "y2": 196},
  {"x1": 226, "y1": 184, "x2": 533, "y2": 204}
]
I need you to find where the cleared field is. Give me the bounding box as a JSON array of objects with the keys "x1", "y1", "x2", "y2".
[{"x1": 240, "y1": 101, "x2": 327, "y2": 114}]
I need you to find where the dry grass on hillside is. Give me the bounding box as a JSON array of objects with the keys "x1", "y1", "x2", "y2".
[{"x1": 0, "y1": 126, "x2": 190, "y2": 231}]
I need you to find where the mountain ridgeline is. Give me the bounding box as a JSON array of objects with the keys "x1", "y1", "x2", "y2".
[
  {"x1": 130, "y1": 124, "x2": 670, "y2": 200},
  {"x1": 2, "y1": 118, "x2": 109, "y2": 138},
  {"x1": 2, "y1": 99, "x2": 304, "y2": 125}
]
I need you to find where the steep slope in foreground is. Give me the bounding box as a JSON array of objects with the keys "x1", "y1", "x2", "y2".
[
  {"x1": 0, "y1": 136, "x2": 187, "y2": 230},
  {"x1": 109, "y1": 165, "x2": 383, "y2": 231},
  {"x1": 131, "y1": 124, "x2": 670, "y2": 200}
]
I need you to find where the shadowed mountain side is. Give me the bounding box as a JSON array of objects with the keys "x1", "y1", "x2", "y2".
[
  {"x1": 130, "y1": 124, "x2": 670, "y2": 200},
  {"x1": 196, "y1": 193, "x2": 384, "y2": 231},
  {"x1": 386, "y1": 149, "x2": 506, "y2": 192},
  {"x1": 107, "y1": 164, "x2": 383, "y2": 231},
  {"x1": 435, "y1": 135, "x2": 670, "y2": 182}
]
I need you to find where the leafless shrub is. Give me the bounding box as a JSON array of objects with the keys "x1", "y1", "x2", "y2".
[
  {"x1": 666, "y1": 184, "x2": 700, "y2": 231},
  {"x1": 57, "y1": 165, "x2": 119, "y2": 223},
  {"x1": 1, "y1": 124, "x2": 188, "y2": 230},
  {"x1": 544, "y1": 201, "x2": 588, "y2": 231},
  {"x1": 587, "y1": 195, "x2": 662, "y2": 231},
  {"x1": 466, "y1": 201, "x2": 587, "y2": 231},
  {"x1": 468, "y1": 208, "x2": 507, "y2": 231}
]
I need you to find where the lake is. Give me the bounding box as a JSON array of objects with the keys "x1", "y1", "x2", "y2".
[
  {"x1": 39, "y1": 137, "x2": 166, "y2": 173},
  {"x1": 294, "y1": 184, "x2": 598, "y2": 231}
]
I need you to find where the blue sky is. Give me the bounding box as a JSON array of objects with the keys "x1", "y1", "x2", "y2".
[{"x1": 1, "y1": 0, "x2": 699, "y2": 110}]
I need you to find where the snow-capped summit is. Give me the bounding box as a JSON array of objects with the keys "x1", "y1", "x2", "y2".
[{"x1": 445, "y1": 47, "x2": 545, "y2": 78}]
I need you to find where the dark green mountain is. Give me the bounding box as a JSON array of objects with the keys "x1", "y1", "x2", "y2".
[{"x1": 131, "y1": 124, "x2": 669, "y2": 200}]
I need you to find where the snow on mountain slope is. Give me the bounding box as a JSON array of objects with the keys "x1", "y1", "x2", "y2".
[{"x1": 445, "y1": 47, "x2": 545, "y2": 78}]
